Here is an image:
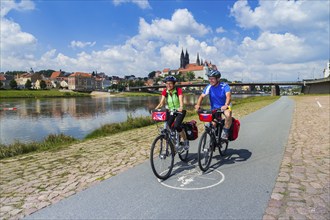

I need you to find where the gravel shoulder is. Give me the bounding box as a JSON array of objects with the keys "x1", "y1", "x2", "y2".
[{"x1": 263, "y1": 95, "x2": 330, "y2": 220}]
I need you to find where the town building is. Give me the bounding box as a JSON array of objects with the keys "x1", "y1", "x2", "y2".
[{"x1": 68, "y1": 72, "x2": 95, "y2": 91}]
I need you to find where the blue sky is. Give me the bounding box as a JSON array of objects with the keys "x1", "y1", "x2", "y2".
[{"x1": 1, "y1": 0, "x2": 329, "y2": 81}]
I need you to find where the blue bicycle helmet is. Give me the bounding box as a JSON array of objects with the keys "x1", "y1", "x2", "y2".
[
  {"x1": 207, "y1": 69, "x2": 221, "y2": 78},
  {"x1": 163, "y1": 76, "x2": 177, "y2": 83}
]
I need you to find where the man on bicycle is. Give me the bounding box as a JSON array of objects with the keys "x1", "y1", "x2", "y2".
[
  {"x1": 194, "y1": 69, "x2": 232, "y2": 140},
  {"x1": 155, "y1": 76, "x2": 189, "y2": 149}
]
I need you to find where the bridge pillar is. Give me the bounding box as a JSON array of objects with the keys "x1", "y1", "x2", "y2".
[{"x1": 271, "y1": 85, "x2": 280, "y2": 96}]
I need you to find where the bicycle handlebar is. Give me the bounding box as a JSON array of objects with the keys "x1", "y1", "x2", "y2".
[{"x1": 197, "y1": 108, "x2": 224, "y2": 114}]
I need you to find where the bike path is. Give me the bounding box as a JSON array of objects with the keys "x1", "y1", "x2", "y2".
[{"x1": 26, "y1": 96, "x2": 294, "y2": 219}]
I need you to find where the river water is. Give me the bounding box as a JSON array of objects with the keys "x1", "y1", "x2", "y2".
[{"x1": 0, "y1": 94, "x2": 264, "y2": 145}]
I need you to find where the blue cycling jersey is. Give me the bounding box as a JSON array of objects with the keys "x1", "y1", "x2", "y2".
[{"x1": 202, "y1": 82, "x2": 231, "y2": 110}]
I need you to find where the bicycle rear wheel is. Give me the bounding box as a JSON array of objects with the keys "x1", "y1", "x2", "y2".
[
  {"x1": 150, "y1": 135, "x2": 174, "y2": 180},
  {"x1": 178, "y1": 148, "x2": 189, "y2": 162},
  {"x1": 197, "y1": 131, "x2": 214, "y2": 172},
  {"x1": 219, "y1": 139, "x2": 228, "y2": 156}
]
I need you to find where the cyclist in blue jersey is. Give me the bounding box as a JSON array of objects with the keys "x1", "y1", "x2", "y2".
[
  {"x1": 155, "y1": 76, "x2": 189, "y2": 149},
  {"x1": 194, "y1": 69, "x2": 232, "y2": 139}
]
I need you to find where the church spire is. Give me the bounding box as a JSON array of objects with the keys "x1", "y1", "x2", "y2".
[
  {"x1": 184, "y1": 49, "x2": 189, "y2": 68},
  {"x1": 180, "y1": 49, "x2": 185, "y2": 68},
  {"x1": 196, "y1": 53, "x2": 200, "y2": 66}
]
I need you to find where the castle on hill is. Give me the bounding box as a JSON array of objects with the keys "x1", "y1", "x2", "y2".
[{"x1": 161, "y1": 49, "x2": 217, "y2": 80}]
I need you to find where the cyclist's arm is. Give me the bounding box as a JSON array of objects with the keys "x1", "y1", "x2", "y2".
[
  {"x1": 195, "y1": 93, "x2": 206, "y2": 111},
  {"x1": 178, "y1": 94, "x2": 184, "y2": 112},
  {"x1": 221, "y1": 91, "x2": 231, "y2": 110},
  {"x1": 155, "y1": 95, "x2": 166, "y2": 109}
]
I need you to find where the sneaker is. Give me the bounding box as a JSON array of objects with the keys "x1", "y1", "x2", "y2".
[
  {"x1": 183, "y1": 140, "x2": 189, "y2": 150},
  {"x1": 221, "y1": 131, "x2": 228, "y2": 140}
]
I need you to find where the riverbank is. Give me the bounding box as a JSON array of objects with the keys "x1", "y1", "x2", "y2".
[
  {"x1": 0, "y1": 90, "x2": 162, "y2": 99},
  {"x1": 0, "y1": 90, "x2": 89, "y2": 99},
  {"x1": 0, "y1": 96, "x2": 279, "y2": 159},
  {"x1": 0, "y1": 96, "x2": 280, "y2": 219}
]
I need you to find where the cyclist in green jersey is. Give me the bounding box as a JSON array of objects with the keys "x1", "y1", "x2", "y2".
[{"x1": 155, "y1": 76, "x2": 189, "y2": 149}]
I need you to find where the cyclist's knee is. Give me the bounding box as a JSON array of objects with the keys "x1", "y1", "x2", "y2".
[
  {"x1": 224, "y1": 110, "x2": 232, "y2": 118},
  {"x1": 174, "y1": 125, "x2": 183, "y2": 132}
]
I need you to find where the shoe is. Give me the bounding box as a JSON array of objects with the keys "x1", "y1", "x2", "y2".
[
  {"x1": 221, "y1": 132, "x2": 228, "y2": 140},
  {"x1": 183, "y1": 140, "x2": 189, "y2": 150}
]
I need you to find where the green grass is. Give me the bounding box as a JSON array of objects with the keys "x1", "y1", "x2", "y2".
[
  {"x1": 84, "y1": 115, "x2": 155, "y2": 139},
  {"x1": 0, "y1": 134, "x2": 78, "y2": 159},
  {"x1": 0, "y1": 90, "x2": 90, "y2": 98}
]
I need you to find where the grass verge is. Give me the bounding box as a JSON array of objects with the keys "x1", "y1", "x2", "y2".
[{"x1": 0, "y1": 134, "x2": 77, "y2": 159}]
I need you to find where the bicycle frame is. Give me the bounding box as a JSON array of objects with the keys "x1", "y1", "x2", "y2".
[
  {"x1": 150, "y1": 110, "x2": 189, "y2": 180},
  {"x1": 197, "y1": 108, "x2": 229, "y2": 172}
]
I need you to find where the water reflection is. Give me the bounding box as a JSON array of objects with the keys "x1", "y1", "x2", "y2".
[{"x1": 0, "y1": 96, "x2": 163, "y2": 145}]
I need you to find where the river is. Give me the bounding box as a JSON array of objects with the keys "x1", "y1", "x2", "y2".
[{"x1": 0, "y1": 94, "x2": 265, "y2": 145}]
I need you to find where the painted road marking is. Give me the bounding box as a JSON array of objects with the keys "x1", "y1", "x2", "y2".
[
  {"x1": 158, "y1": 164, "x2": 225, "y2": 191},
  {"x1": 316, "y1": 101, "x2": 322, "y2": 108}
]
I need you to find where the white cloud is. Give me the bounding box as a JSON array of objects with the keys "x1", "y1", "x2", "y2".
[
  {"x1": 230, "y1": 0, "x2": 329, "y2": 56},
  {"x1": 0, "y1": 0, "x2": 35, "y2": 17},
  {"x1": 112, "y1": 0, "x2": 151, "y2": 9},
  {"x1": 216, "y1": 27, "x2": 226, "y2": 33},
  {"x1": 225, "y1": 0, "x2": 329, "y2": 81},
  {"x1": 239, "y1": 32, "x2": 310, "y2": 64},
  {"x1": 0, "y1": 0, "x2": 37, "y2": 71},
  {"x1": 138, "y1": 9, "x2": 210, "y2": 41},
  {"x1": 70, "y1": 41, "x2": 96, "y2": 49}
]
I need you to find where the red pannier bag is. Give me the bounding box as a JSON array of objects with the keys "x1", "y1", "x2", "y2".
[
  {"x1": 229, "y1": 117, "x2": 240, "y2": 141},
  {"x1": 183, "y1": 120, "x2": 198, "y2": 140}
]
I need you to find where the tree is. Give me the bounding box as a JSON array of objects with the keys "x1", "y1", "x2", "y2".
[
  {"x1": 36, "y1": 69, "x2": 56, "y2": 78},
  {"x1": 10, "y1": 79, "x2": 17, "y2": 89},
  {"x1": 148, "y1": 71, "x2": 156, "y2": 78},
  {"x1": 25, "y1": 79, "x2": 32, "y2": 89},
  {"x1": 186, "y1": 71, "x2": 195, "y2": 81},
  {"x1": 175, "y1": 74, "x2": 185, "y2": 82},
  {"x1": 40, "y1": 80, "x2": 47, "y2": 89}
]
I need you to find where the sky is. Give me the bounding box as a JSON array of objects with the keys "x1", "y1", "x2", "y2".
[{"x1": 1, "y1": 0, "x2": 329, "y2": 82}]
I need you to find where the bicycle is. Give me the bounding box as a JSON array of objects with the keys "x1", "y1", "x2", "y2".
[
  {"x1": 150, "y1": 109, "x2": 189, "y2": 180},
  {"x1": 197, "y1": 108, "x2": 229, "y2": 172}
]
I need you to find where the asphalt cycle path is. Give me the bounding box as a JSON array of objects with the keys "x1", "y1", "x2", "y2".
[{"x1": 26, "y1": 96, "x2": 294, "y2": 220}]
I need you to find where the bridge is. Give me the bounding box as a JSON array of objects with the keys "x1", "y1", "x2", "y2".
[{"x1": 129, "y1": 78, "x2": 329, "y2": 95}]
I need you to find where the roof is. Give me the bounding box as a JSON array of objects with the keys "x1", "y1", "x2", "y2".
[
  {"x1": 0, "y1": 74, "x2": 6, "y2": 81},
  {"x1": 50, "y1": 71, "x2": 62, "y2": 79},
  {"x1": 70, "y1": 72, "x2": 92, "y2": 78},
  {"x1": 180, "y1": 63, "x2": 204, "y2": 72}
]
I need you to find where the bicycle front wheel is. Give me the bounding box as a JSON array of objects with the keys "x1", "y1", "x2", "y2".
[
  {"x1": 197, "y1": 131, "x2": 214, "y2": 172},
  {"x1": 150, "y1": 135, "x2": 175, "y2": 180}
]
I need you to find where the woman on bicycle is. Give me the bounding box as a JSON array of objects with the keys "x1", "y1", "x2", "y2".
[
  {"x1": 155, "y1": 76, "x2": 189, "y2": 149},
  {"x1": 194, "y1": 69, "x2": 232, "y2": 140}
]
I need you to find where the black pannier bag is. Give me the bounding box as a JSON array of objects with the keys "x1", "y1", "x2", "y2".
[{"x1": 182, "y1": 120, "x2": 198, "y2": 140}]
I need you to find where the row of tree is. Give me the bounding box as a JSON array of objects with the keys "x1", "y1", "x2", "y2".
[{"x1": 0, "y1": 79, "x2": 47, "y2": 90}]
